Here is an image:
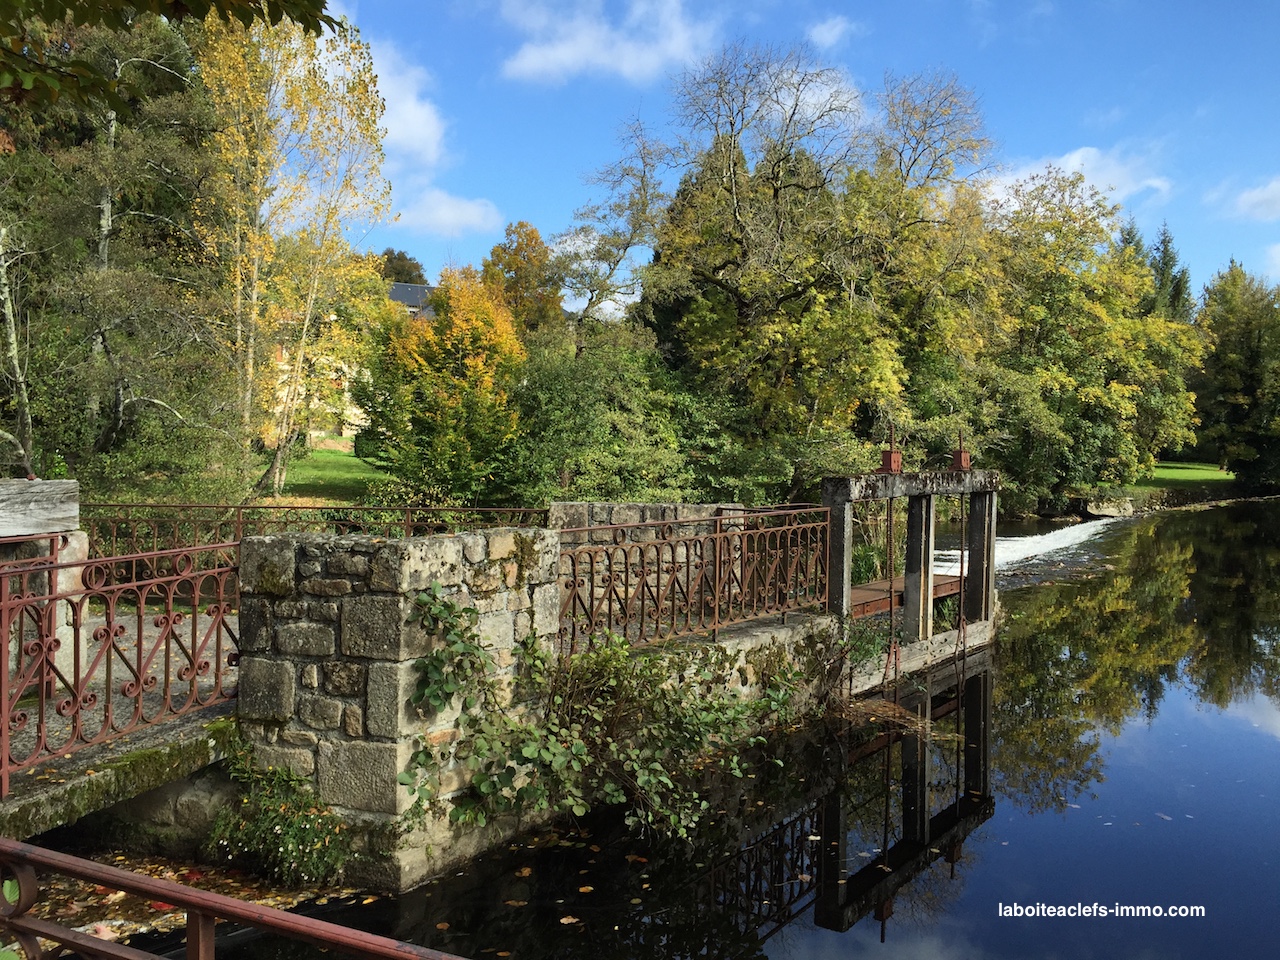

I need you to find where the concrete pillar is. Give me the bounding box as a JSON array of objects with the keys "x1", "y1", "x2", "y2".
[
  {"x1": 963, "y1": 670, "x2": 991, "y2": 799},
  {"x1": 964, "y1": 491, "x2": 997, "y2": 623},
  {"x1": 902, "y1": 494, "x2": 935, "y2": 644},
  {"x1": 901, "y1": 722, "x2": 930, "y2": 844},
  {"x1": 820, "y1": 480, "x2": 853, "y2": 618}
]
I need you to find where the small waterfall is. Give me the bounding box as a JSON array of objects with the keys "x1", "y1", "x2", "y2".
[{"x1": 934, "y1": 518, "x2": 1119, "y2": 576}]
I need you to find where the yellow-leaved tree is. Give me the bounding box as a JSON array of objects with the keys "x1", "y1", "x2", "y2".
[
  {"x1": 196, "y1": 14, "x2": 390, "y2": 493},
  {"x1": 353, "y1": 266, "x2": 527, "y2": 505}
]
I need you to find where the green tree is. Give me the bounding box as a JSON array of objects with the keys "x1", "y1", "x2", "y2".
[
  {"x1": 380, "y1": 246, "x2": 425, "y2": 284},
  {"x1": 1194, "y1": 261, "x2": 1280, "y2": 485},
  {"x1": 2, "y1": 1, "x2": 333, "y2": 106}
]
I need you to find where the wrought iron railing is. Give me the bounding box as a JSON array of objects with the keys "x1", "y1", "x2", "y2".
[
  {"x1": 558, "y1": 507, "x2": 829, "y2": 653},
  {"x1": 0, "y1": 543, "x2": 238, "y2": 798},
  {"x1": 0, "y1": 836, "x2": 468, "y2": 960},
  {"x1": 82, "y1": 504, "x2": 550, "y2": 559}
]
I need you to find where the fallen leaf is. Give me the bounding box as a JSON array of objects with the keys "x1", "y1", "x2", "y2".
[
  {"x1": 515, "y1": 867, "x2": 532, "y2": 878},
  {"x1": 503, "y1": 900, "x2": 528, "y2": 907},
  {"x1": 90, "y1": 924, "x2": 119, "y2": 941},
  {"x1": 578, "y1": 886, "x2": 594, "y2": 893},
  {"x1": 436, "y1": 922, "x2": 450, "y2": 930},
  {"x1": 1155, "y1": 812, "x2": 1173, "y2": 821},
  {"x1": 560, "y1": 915, "x2": 580, "y2": 925}
]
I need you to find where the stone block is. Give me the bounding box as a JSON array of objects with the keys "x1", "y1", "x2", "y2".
[
  {"x1": 327, "y1": 553, "x2": 370, "y2": 578},
  {"x1": 531, "y1": 583, "x2": 560, "y2": 637},
  {"x1": 324, "y1": 661, "x2": 366, "y2": 697},
  {"x1": 237, "y1": 599, "x2": 273, "y2": 653},
  {"x1": 301, "y1": 578, "x2": 352, "y2": 597},
  {"x1": 365, "y1": 661, "x2": 420, "y2": 739},
  {"x1": 298, "y1": 694, "x2": 344, "y2": 730},
  {"x1": 281, "y1": 729, "x2": 319, "y2": 747},
  {"x1": 298, "y1": 560, "x2": 323, "y2": 578},
  {"x1": 277, "y1": 623, "x2": 335, "y2": 657},
  {"x1": 476, "y1": 610, "x2": 514, "y2": 650},
  {"x1": 239, "y1": 536, "x2": 298, "y2": 597},
  {"x1": 317, "y1": 741, "x2": 413, "y2": 814},
  {"x1": 274, "y1": 601, "x2": 310, "y2": 619},
  {"x1": 370, "y1": 539, "x2": 464, "y2": 594},
  {"x1": 341, "y1": 595, "x2": 412, "y2": 660},
  {"x1": 488, "y1": 530, "x2": 517, "y2": 561},
  {"x1": 302, "y1": 664, "x2": 320, "y2": 689},
  {"x1": 312, "y1": 602, "x2": 340, "y2": 622},
  {"x1": 344, "y1": 705, "x2": 364, "y2": 737},
  {"x1": 460, "y1": 534, "x2": 486, "y2": 564},
  {"x1": 547, "y1": 502, "x2": 588, "y2": 530},
  {"x1": 237, "y1": 657, "x2": 296, "y2": 722},
  {"x1": 255, "y1": 745, "x2": 315, "y2": 778}
]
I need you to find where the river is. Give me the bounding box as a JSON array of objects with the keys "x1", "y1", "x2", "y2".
[{"x1": 215, "y1": 500, "x2": 1280, "y2": 958}]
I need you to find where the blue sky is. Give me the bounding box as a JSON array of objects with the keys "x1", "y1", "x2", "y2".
[{"x1": 335, "y1": 0, "x2": 1280, "y2": 293}]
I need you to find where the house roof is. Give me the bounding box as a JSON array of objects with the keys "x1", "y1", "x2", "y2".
[{"x1": 388, "y1": 282, "x2": 434, "y2": 314}]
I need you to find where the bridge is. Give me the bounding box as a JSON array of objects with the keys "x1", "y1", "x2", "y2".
[{"x1": 0, "y1": 467, "x2": 999, "y2": 954}]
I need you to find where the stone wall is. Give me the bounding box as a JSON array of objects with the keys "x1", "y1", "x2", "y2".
[{"x1": 236, "y1": 527, "x2": 560, "y2": 892}]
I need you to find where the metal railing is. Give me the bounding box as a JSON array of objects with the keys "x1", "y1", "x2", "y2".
[
  {"x1": 558, "y1": 507, "x2": 829, "y2": 653},
  {"x1": 82, "y1": 504, "x2": 550, "y2": 559},
  {"x1": 0, "y1": 543, "x2": 238, "y2": 798},
  {"x1": 0, "y1": 836, "x2": 468, "y2": 960}
]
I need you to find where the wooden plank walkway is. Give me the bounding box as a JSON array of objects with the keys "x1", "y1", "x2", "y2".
[{"x1": 849, "y1": 574, "x2": 962, "y2": 619}]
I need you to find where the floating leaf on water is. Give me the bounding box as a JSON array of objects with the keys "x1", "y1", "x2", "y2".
[
  {"x1": 624, "y1": 855, "x2": 647, "y2": 864},
  {"x1": 857, "y1": 852, "x2": 872, "y2": 858},
  {"x1": 1155, "y1": 813, "x2": 1173, "y2": 821},
  {"x1": 1185, "y1": 814, "x2": 1194, "y2": 819},
  {"x1": 807, "y1": 835, "x2": 821, "y2": 842},
  {"x1": 1066, "y1": 803, "x2": 1081, "y2": 809},
  {"x1": 578, "y1": 886, "x2": 594, "y2": 893},
  {"x1": 436, "y1": 922, "x2": 450, "y2": 930},
  {"x1": 560, "y1": 915, "x2": 580, "y2": 924},
  {"x1": 515, "y1": 867, "x2": 532, "y2": 878},
  {"x1": 630, "y1": 898, "x2": 642, "y2": 904},
  {"x1": 362, "y1": 896, "x2": 377, "y2": 904},
  {"x1": 503, "y1": 900, "x2": 528, "y2": 907}
]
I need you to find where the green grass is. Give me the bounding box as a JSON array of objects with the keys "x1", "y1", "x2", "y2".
[
  {"x1": 1133, "y1": 461, "x2": 1235, "y2": 490},
  {"x1": 280, "y1": 448, "x2": 386, "y2": 503}
]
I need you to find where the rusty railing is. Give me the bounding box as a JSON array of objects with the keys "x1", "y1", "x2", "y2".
[
  {"x1": 82, "y1": 504, "x2": 550, "y2": 559},
  {"x1": 558, "y1": 506, "x2": 829, "y2": 653},
  {"x1": 0, "y1": 543, "x2": 238, "y2": 798},
  {"x1": 0, "y1": 836, "x2": 467, "y2": 960}
]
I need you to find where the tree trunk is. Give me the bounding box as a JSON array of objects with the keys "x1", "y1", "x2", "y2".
[{"x1": 0, "y1": 225, "x2": 34, "y2": 475}]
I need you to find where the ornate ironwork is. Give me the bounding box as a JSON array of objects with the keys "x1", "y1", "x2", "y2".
[
  {"x1": 558, "y1": 507, "x2": 829, "y2": 653},
  {"x1": 0, "y1": 544, "x2": 239, "y2": 798},
  {"x1": 82, "y1": 504, "x2": 549, "y2": 559},
  {"x1": 0, "y1": 836, "x2": 466, "y2": 960}
]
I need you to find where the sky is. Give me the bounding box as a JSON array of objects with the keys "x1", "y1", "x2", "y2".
[{"x1": 333, "y1": 0, "x2": 1280, "y2": 293}]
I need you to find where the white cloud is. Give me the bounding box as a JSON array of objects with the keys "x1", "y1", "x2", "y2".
[
  {"x1": 1228, "y1": 695, "x2": 1280, "y2": 740},
  {"x1": 499, "y1": 0, "x2": 718, "y2": 85},
  {"x1": 999, "y1": 144, "x2": 1172, "y2": 205},
  {"x1": 395, "y1": 187, "x2": 503, "y2": 238},
  {"x1": 1234, "y1": 177, "x2": 1280, "y2": 221},
  {"x1": 363, "y1": 39, "x2": 501, "y2": 237},
  {"x1": 806, "y1": 15, "x2": 864, "y2": 50}
]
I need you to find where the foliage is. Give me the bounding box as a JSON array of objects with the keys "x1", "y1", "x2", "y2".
[
  {"x1": 380, "y1": 247, "x2": 426, "y2": 285},
  {"x1": 206, "y1": 742, "x2": 352, "y2": 887},
  {"x1": 2, "y1": 1, "x2": 333, "y2": 107},
  {"x1": 1193, "y1": 261, "x2": 1280, "y2": 487},
  {"x1": 482, "y1": 221, "x2": 565, "y2": 334},
  {"x1": 399, "y1": 583, "x2": 790, "y2": 839},
  {"x1": 353, "y1": 266, "x2": 526, "y2": 504}
]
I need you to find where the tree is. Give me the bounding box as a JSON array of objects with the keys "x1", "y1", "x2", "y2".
[
  {"x1": 380, "y1": 247, "x2": 425, "y2": 285},
  {"x1": 481, "y1": 222, "x2": 564, "y2": 334},
  {"x1": 978, "y1": 169, "x2": 1200, "y2": 511},
  {"x1": 2, "y1": 1, "x2": 334, "y2": 106},
  {"x1": 1194, "y1": 261, "x2": 1280, "y2": 485},
  {"x1": 196, "y1": 14, "x2": 390, "y2": 494},
  {"x1": 354, "y1": 266, "x2": 526, "y2": 504}
]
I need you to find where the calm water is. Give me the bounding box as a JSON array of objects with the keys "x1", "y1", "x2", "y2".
[{"x1": 223, "y1": 501, "x2": 1280, "y2": 958}]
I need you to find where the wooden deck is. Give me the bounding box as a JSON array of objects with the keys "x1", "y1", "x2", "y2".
[{"x1": 849, "y1": 574, "x2": 962, "y2": 619}]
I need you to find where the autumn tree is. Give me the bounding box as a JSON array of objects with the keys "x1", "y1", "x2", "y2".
[
  {"x1": 353, "y1": 266, "x2": 526, "y2": 504},
  {"x1": 196, "y1": 14, "x2": 390, "y2": 494},
  {"x1": 481, "y1": 221, "x2": 564, "y2": 334}
]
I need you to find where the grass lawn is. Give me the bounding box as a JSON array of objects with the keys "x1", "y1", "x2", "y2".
[
  {"x1": 1133, "y1": 461, "x2": 1235, "y2": 490},
  {"x1": 279, "y1": 447, "x2": 386, "y2": 503}
]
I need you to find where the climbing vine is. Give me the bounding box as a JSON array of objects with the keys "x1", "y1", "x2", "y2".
[{"x1": 399, "y1": 583, "x2": 798, "y2": 838}]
